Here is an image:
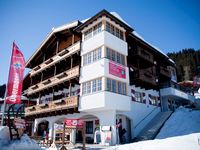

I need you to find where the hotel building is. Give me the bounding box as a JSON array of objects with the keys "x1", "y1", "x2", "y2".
[{"x1": 23, "y1": 10, "x2": 195, "y2": 145}]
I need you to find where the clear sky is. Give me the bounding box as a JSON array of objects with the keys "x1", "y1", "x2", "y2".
[{"x1": 0, "y1": 0, "x2": 199, "y2": 85}]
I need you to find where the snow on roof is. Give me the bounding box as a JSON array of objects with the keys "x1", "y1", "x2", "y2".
[
  {"x1": 110, "y1": 12, "x2": 131, "y2": 27},
  {"x1": 26, "y1": 21, "x2": 79, "y2": 67},
  {"x1": 109, "y1": 12, "x2": 174, "y2": 63},
  {"x1": 132, "y1": 31, "x2": 174, "y2": 63}
]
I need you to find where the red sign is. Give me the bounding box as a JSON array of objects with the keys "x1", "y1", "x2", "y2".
[
  {"x1": 6, "y1": 43, "x2": 25, "y2": 104},
  {"x1": 109, "y1": 60, "x2": 126, "y2": 79},
  {"x1": 65, "y1": 119, "x2": 84, "y2": 127}
]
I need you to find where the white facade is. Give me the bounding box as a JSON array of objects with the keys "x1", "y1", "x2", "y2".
[{"x1": 29, "y1": 11, "x2": 196, "y2": 146}]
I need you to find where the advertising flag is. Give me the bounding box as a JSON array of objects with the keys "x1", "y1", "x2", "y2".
[{"x1": 6, "y1": 42, "x2": 25, "y2": 104}]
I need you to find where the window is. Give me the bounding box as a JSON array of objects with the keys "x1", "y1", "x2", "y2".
[
  {"x1": 106, "y1": 22, "x2": 111, "y2": 33},
  {"x1": 92, "y1": 80, "x2": 96, "y2": 92},
  {"x1": 93, "y1": 50, "x2": 97, "y2": 62},
  {"x1": 135, "y1": 92, "x2": 142, "y2": 103},
  {"x1": 105, "y1": 21, "x2": 124, "y2": 41},
  {"x1": 84, "y1": 22, "x2": 102, "y2": 40},
  {"x1": 117, "y1": 53, "x2": 120, "y2": 64},
  {"x1": 106, "y1": 47, "x2": 111, "y2": 60},
  {"x1": 106, "y1": 78, "x2": 111, "y2": 91},
  {"x1": 116, "y1": 28, "x2": 120, "y2": 38},
  {"x1": 97, "y1": 48, "x2": 101, "y2": 59},
  {"x1": 118, "y1": 82, "x2": 122, "y2": 94},
  {"x1": 86, "y1": 121, "x2": 93, "y2": 134},
  {"x1": 83, "y1": 47, "x2": 102, "y2": 66},
  {"x1": 83, "y1": 54, "x2": 87, "y2": 65},
  {"x1": 84, "y1": 28, "x2": 92, "y2": 40},
  {"x1": 97, "y1": 22, "x2": 102, "y2": 33},
  {"x1": 82, "y1": 78, "x2": 102, "y2": 95},
  {"x1": 97, "y1": 78, "x2": 102, "y2": 91},
  {"x1": 111, "y1": 24, "x2": 115, "y2": 35},
  {"x1": 111, "y1": 80, "x2": 117, "y2": 93},
  {"x1": 93, "y1": 25, "x2": 98, "y2": 36},
  {"x1": 149, "y1": 95, "x2": 157, "y2": 105},
  {"x1": 106, "y1": 47, "x2": 125, "y2": 66},
  {"x1": 87, "y1": 53, "x2": 91, "y2": 64},
  {"x1": 111, "y1": 50, "x2": 115, "y2": 61},
  {"x1": 119, "y1": 30, "x2": 124, "y2": 40},
  {"x1": 121, "y1": 54, "x2": 125, "y2": 65},
  {"x1": 106, "y1": 78, "x2": 127, "y2": 95},
  {"x1": 86, "y1": 82, "x2": 91, "y2": 94},
  {"x1": 82, "y1": 83, "x2": 87, "y2": 95}
]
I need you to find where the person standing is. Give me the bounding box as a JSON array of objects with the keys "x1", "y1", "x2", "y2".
[{"x1": 116, "y1": 119, "x2": 122, "y2": 144}]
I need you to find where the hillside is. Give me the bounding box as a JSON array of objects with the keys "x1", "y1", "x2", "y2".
[{"x1": 167, "y1": 48, "x2": 200, "y2": 82}]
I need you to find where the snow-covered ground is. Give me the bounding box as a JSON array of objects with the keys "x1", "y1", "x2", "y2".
[
  {"x1": 0, "y1": 126, "x2": 40, "y2": 150},
  {"x1": 156, "y1": 107, "x2": 200, "y2": 139},
  {"x1": 0, "y1": 107, "x2": 200, "y2": 150},
  {"x1": 107, "y1": 133, "x2": 200, "y2": 150},
  {"x1": 107, "y1": 107, "x2": 200, "y2": 150}
]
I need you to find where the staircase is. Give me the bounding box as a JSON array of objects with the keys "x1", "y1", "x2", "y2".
[{"x1": 135, "y1": 111, "x2": 173, "y2": 141}]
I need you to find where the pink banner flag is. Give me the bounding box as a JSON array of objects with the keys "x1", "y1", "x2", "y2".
[{"x1": 6, "y1": 42, "x2": 25, "y2": 104}]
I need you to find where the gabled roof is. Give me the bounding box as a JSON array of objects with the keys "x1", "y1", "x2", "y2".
[
  {"x1": 26, "y1": 21, "x2": 80, "y2": 68},
  {"x1": 130, "y1": 31, "x2": 175, "y2": 65},
  {"x1": 75, "y1": 9, "x2": 133, "y2": 32}
]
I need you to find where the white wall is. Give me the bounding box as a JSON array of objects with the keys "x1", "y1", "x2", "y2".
[
  {"x1": 79, "y1": 91, "x2": 130, "y2": 112},
  {"x1": 80, "y1": 58, "x2": 129, "y2": 83},
  {"x1": 117, "y1": 85, "x2": 161, "y2": 138}
]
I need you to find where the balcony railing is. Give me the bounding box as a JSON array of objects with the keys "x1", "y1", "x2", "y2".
[
  {"x1": 131, "y1": 68, "x2": 157, "y2": 86},
  {"x1": 160, "y1": 66, "x2": 171, "y2": 78},
  {"x1": 25, "y1": 96, "x2": 78, "y2": 116},
  {"x1": 27, "y1": 66, "x2": 79, "y2": 95},
  {"x1": 30, "y1": 41, "x2": 80, "y2": 77},
  {"x1": 134, "y1": 47, "x2": 154, "y2": 63}
]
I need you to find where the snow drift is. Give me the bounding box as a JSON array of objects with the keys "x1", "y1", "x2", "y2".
[{"x1": 0, "y1": 126, "x2": 41, "y2": 150}]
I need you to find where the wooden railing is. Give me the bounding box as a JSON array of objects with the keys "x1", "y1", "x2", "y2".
[
  {"x1": 30, "y1": 41, "x2": 80, "y2": 77},
  {"x1": 160, "y1": 66, "x2": 171, "y2": 78},
  {"x1": 27, "y1": 66, "x2": 79, "y2": 95},
  {"x1": 135, "y1": 47, "x2": 154, "y2": 63},
  {"x1": 132, "y1": 68, "x2": 157, "y2": 86},
  {"x1": 25, "y1": 96, "x2": 78, "y2": 116}
]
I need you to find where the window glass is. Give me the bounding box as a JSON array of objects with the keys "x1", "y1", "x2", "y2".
[
  {"x1": 97, "y1": 78, "x2": 102, "y2": 91},
  {"x1": 86, "y1": 82, "x2": 91, "y2": 94},
  {"x1": 92, "y1": 80, "x2": 96, "y2": 92},
  {"x1": 111, "y1": 79, "x2": 116, "y2": 93}
]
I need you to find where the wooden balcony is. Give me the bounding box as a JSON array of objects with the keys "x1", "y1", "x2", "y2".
[
  {"x1": 160, "y1": 66, "x2": 171, "y2": 78},
  {"x1": 25, "y1": 96, "x2": 79, "y2": 117},
  {"x1": 130, "y1": 68, "x2": 157, "y2": 89},
  {"x1": 30, "y1": 41, "x2": 80, "y2": 77},
  {"x1": 134, "y1": 47, "x2": 154, "y2": 64},
  {"x1": 27, "y1": 66, "x2": 79, "y2": 95}
]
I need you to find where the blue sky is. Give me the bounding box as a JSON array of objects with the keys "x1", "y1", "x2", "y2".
[{"x1": 0, "y1": 0, "x2": 199, "y2": 85}]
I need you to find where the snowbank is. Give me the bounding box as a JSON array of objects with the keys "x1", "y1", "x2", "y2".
[
  {"x1": 107, "y1": 133, "x2": 200, "y2": 150},
  {"x1": 0, "y1": 126, "x2": 10, "y2": 141},
  {"x1": 0, "y1": 127, "x2": 41, "y2": 150},
  {"x1": 156, "y1": 107, "x2": 200, "y2": 139}
]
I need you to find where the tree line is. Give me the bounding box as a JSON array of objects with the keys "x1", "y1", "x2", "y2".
[{"x1": 167, "y1": 48, "x2": 200, "y2": 82}]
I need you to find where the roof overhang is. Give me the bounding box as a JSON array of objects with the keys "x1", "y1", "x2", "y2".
[
  {"x1": 75, "y1": 9, "x2": 133, "y2": 33},
  {"x1": 26, "y1": 21, "x2": 80, "y2": 68}
]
